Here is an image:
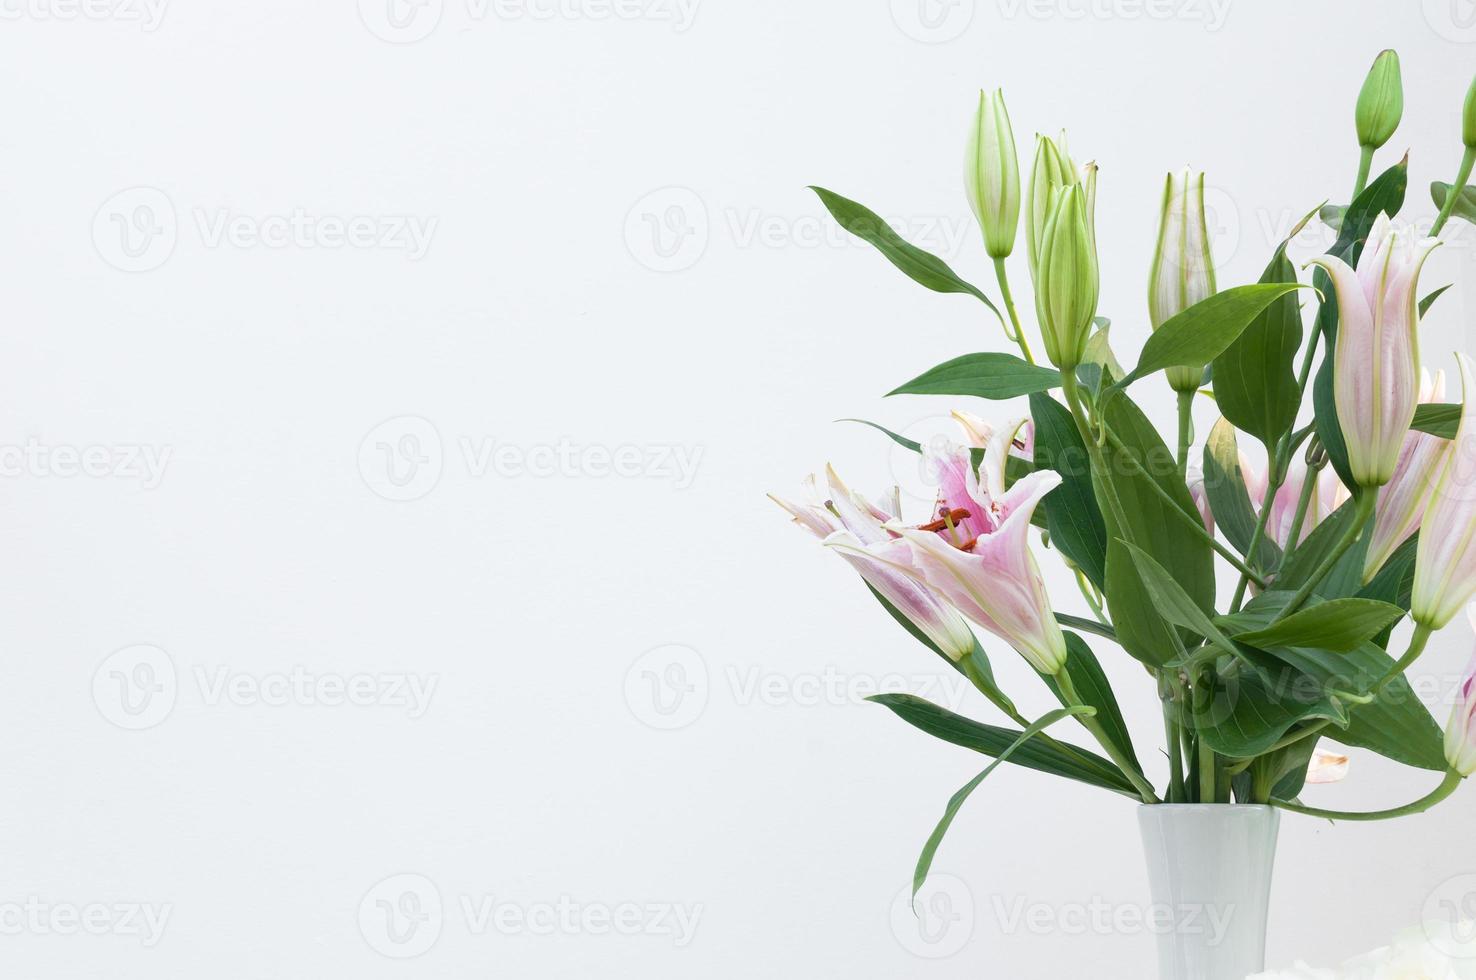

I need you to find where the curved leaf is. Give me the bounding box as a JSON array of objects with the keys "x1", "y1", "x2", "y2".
[{"x1": 889, "y1": 353, "x2": 1062, "y2": 400}]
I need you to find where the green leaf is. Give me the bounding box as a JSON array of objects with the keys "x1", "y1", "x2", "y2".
[
  {"x1": 1121, "y1": 284, "x2": 1306, "y2": 387},
  {"x1": 889, "y1": 353, "x2": 1062, "y2": 400},
  {"x1": 1202, "y1": 418, "x2": 1281, "y2": 568},
  {"x1": 1358, "y1": 532, "x2": 1419, "y2": 646},
  {"x1": 1056, "y1": 612, "x2": 1116, "y2": 642},
  {"x1": 1315, "y1": 160, "x2": 1410, "y2": 488},
  {"x1": 1223, "y1": 593, "x2": 1447, "y2": 771},
  {"x1": 1421, "y1": 284, "x2": 1453, "y2": 318},
  {"x1": 1043, "y1": 632, "x2": 1142, "y2": 776},
  {"x1": 1196, "y1": 668, "x2": 1348, "y2": 758},
  {"x1": 867, "y1": 693, "x2": 1135, "y2": 794},
  {"x1": 908, "y1": 706, "x2": 1095, "y2": 900},
  {"x1": 1274, "y1": 497, "x2": 1361, "y2": 595},
  {"x1": 1411, "y1": 403, "x2": 1460, "y2": 439},
  {"x1": 1029, "y1": 392, "x2": 1106, "y2": 589},
  {"x1": 1211, "y1": 242, "x2": 1304, "y2": 451},
  {"x1": 810, "y1": 186, "x2": 1001, "y2": 319},
  {"x1": 1117, "y1": 539, "x2": 1238, "y2": 658},
  {"x1": 1432, "y1": 180, "x2": 1476, "y2": 227},
  {"x1": 1095, "y1": 392, "x2": 1216, "y2": 666},
  {"x1": 1227, "y1": 597, "x2": 1406, "y2": 653}
]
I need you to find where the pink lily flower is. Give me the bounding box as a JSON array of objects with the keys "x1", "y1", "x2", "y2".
[
  {"x1": 1264, "y1": 456, "x2": 1350, "y2": 550},
  {"x1": 1412, "y1": 354, "x2": 1476, "y2": 630},
  {"x1": 1364, "y1": 368, "x2": 1448, "y2": 582},
  {"x1": 888, "y1": 429, "x2": 1068, "y2": 675},
  {"x1": 1307, "y1": 214, "x2": 1439, "y2": 488},
  {"x1": 1444, "y1": 604, "x2": 1476, "y2": 777},
  {"x1": 951, "y1": 409, "x2": 1035, "y2": 461},
  {"x1": 770, "y1": 470, "x2": 977, "y2": 662}
]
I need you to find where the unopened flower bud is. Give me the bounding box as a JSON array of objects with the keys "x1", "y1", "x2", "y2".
[
  {"x1": 964, "y1": 89, "x2": 1021, "y2": 259},
  {"x1": 1356, "y1": 49, "x2": 1403, "y2": 150},
  {"x1": 1149, "y1": 169, "x2": 1217, "y2": 393},
  {"x1": 1034, "y1": 184, "x2": 1098, "y2": 371}
]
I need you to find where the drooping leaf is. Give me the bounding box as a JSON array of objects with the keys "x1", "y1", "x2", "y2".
[
  {"x1": 867, "y1": 693, "x2": 1135, "y2": 794},
  {"x1": 1120, "y1": 284, "x2": 1306, "y2": 388},
  {"x1": 1043, "y1": 631, "x2": 1142, "y2": 777},
  {"x1": 1212, "y1": 236, "x2": 1305, "y2": 451},
  {"x1": 1029, "y1": 392, "x2": 1106, "y2": 589},
  {"x1": 1095, "y1": 392, "x2": 1216, "y2": 667},
  {"x1": 907, "y1": 705, "x2": 1095, "y2": 900},
  {"x1": 1432, "y1": 181, "x2": 1476, "y2": 227},
  {"x1": 1196, "y1": 667, "x2": 1349, "y2": 759},
  {"x1": 1411, "y1": 403, "x2": 1460, "y2": 439},
  {"x1": 810, "y1": 186, "x2": 1001, "y2": 319},
  {"x1": 888, "y1": 352, "x2": 1062, "y2": 400},
  {"x1": 1227, "y1": 597, "x2": 1406, "y2": 653},
  {"x1": 1117, "y1": 539, "x2": 1238, "y2": 658},
  {"x1": 1202, "y1": 418, "x2": 1281, "y2": 568}
]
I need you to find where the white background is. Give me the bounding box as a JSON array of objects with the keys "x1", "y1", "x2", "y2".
[{"x1": 1, "y1": 1, "x2": 1475, "y2": 977}]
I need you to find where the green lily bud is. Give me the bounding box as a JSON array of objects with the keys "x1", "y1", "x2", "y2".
[
  {"x1": 1464, "y1": 73, "x2": 1476, "y2": 149},
  {"x1": 1149, "y1": 169, "x2": 1217, "y2": 393},
  {"x1": 1356, "y1": 49, "x2": 1403, "y2": 150},
  {"x1": 1034, "y1": 184, "x2": 1098, "y2": 371},
  {"x1": 1025, "y1": 133, "x2": 1077, "y2": 279},
  {"x1": 964, "y1": 89, "x2": 1021, "y2": 259}
]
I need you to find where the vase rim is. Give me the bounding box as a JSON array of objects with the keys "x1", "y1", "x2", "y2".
[{"x1": 1138, "y1": 803, "x2": 1277, "y2": 811}]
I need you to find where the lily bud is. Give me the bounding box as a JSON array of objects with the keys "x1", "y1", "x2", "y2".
[
  {"x1": 1025, "y1": 133, "x2": 1078, "y2": 279},
  {"x1": 964, "y1": 89, "x2": 1021, "y2": 259},
  {"x1": 1307, "y1": 214, "x2": 1438, "y2": 488},
  {"x1": 1033, "y1": 184, "x2": 1098, "y2": 371},
  {"x1": 1356, "y1": 49, "x2": 1403, "y2": 150},
  {"x1": 1148, "y1": 169, "x2": 1218, "y2": 393},
  {"x1": 1412, "y1": 354, "x2": 1476, "y2": 630},
  {"x1": 1465, "y1": 74, "x2": 1476, "y2": 150},
  {"x1": 1445, "y1": 607, "x2": 1476, "y2": 777}
]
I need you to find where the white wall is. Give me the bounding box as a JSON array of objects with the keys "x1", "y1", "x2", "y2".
[{"x1": 0, "y1": 1, "x2": 1473, "y2": 976}]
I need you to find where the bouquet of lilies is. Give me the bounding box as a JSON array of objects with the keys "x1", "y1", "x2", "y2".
[{"x1": 773, "y1": 51, "x2": 1476, "y2": 893}]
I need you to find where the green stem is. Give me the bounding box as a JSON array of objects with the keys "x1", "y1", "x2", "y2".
[
  {"x1": 1195, "y1": 668, "x2": 1218, "y2": 803},
  {"x1": 1057, "y1": 669, "x2": 1160, "y2": 803},
  {"x1": 1102, "y1": 431, "x2": 1268, "y2": 587},
  {"x1": 1274, "y1": 770, "x2": 1462, "y2": 822},
  {"x1": 993, "y1": 257, "x2": 1035, "y2": 365},
  {"x1": 1175, "y1": 389, "x2": 1194, "y2": 481},
  {"x1": 1161, "y1": 676, "x2": 1186, "y2": 804},
  {"x1": 1061, "y1": 370, "x2": 1132, "y2": 535},
  {"x1": 1353, "y1": 144, "x2": 1375, "y2": 200},
  {"x1": 1433, "y1": 147, "x2": 1476, "y2": 239},
  {"x1": 1277, "y1": 489, "x2": 1377, "y2": 618}
]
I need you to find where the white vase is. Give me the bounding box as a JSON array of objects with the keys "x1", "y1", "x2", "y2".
[{"x1": 1137, "y1": 804, "x2": 1281, "y2": 980}]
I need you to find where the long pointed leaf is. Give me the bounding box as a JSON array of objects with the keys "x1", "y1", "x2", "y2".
[{"x1": 910, "y1": 706, "x2": 1094, "y2": 900}]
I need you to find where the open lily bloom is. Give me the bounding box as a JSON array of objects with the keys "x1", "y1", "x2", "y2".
[
  {"x1": 770, "y1": 471, "x2": 977, "y2": 662},
  {"x1": 1309, "y1": 213, "x2": 1439, "y2": 488},
  {"x1": 1365, "y1": 368, "x2": 1449, "y2": 582},
  {"x1": 887, "y1": 430, "x2": 1068, "y2": 675},
  {"x1": 1412, "y1": 354, "x2": 1476, "y2": 630}
]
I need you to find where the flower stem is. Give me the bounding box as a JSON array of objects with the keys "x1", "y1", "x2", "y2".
[
  {"x1": 1175, "y1": 389, "x2": 1194, "y2": 481},
  {"x1": 1277, "y1": 489, "x2": 1377, "y2": 618},
  {"x1": 1274, "y1": 769, "x2": 1463, "y2": 822},
  {"x1": 1056, "y1": 668, "x2": 1160, "y2": 804},
  {"x1": 1433, "y1": 147, "x2": 1476, "y2": 239},
  {"x1": 993, "y1": 257, "x2": 1035, "y2": 365},
  {"x1": 1353, "y1": 144, "x2": 1375, "y2": 200}
]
